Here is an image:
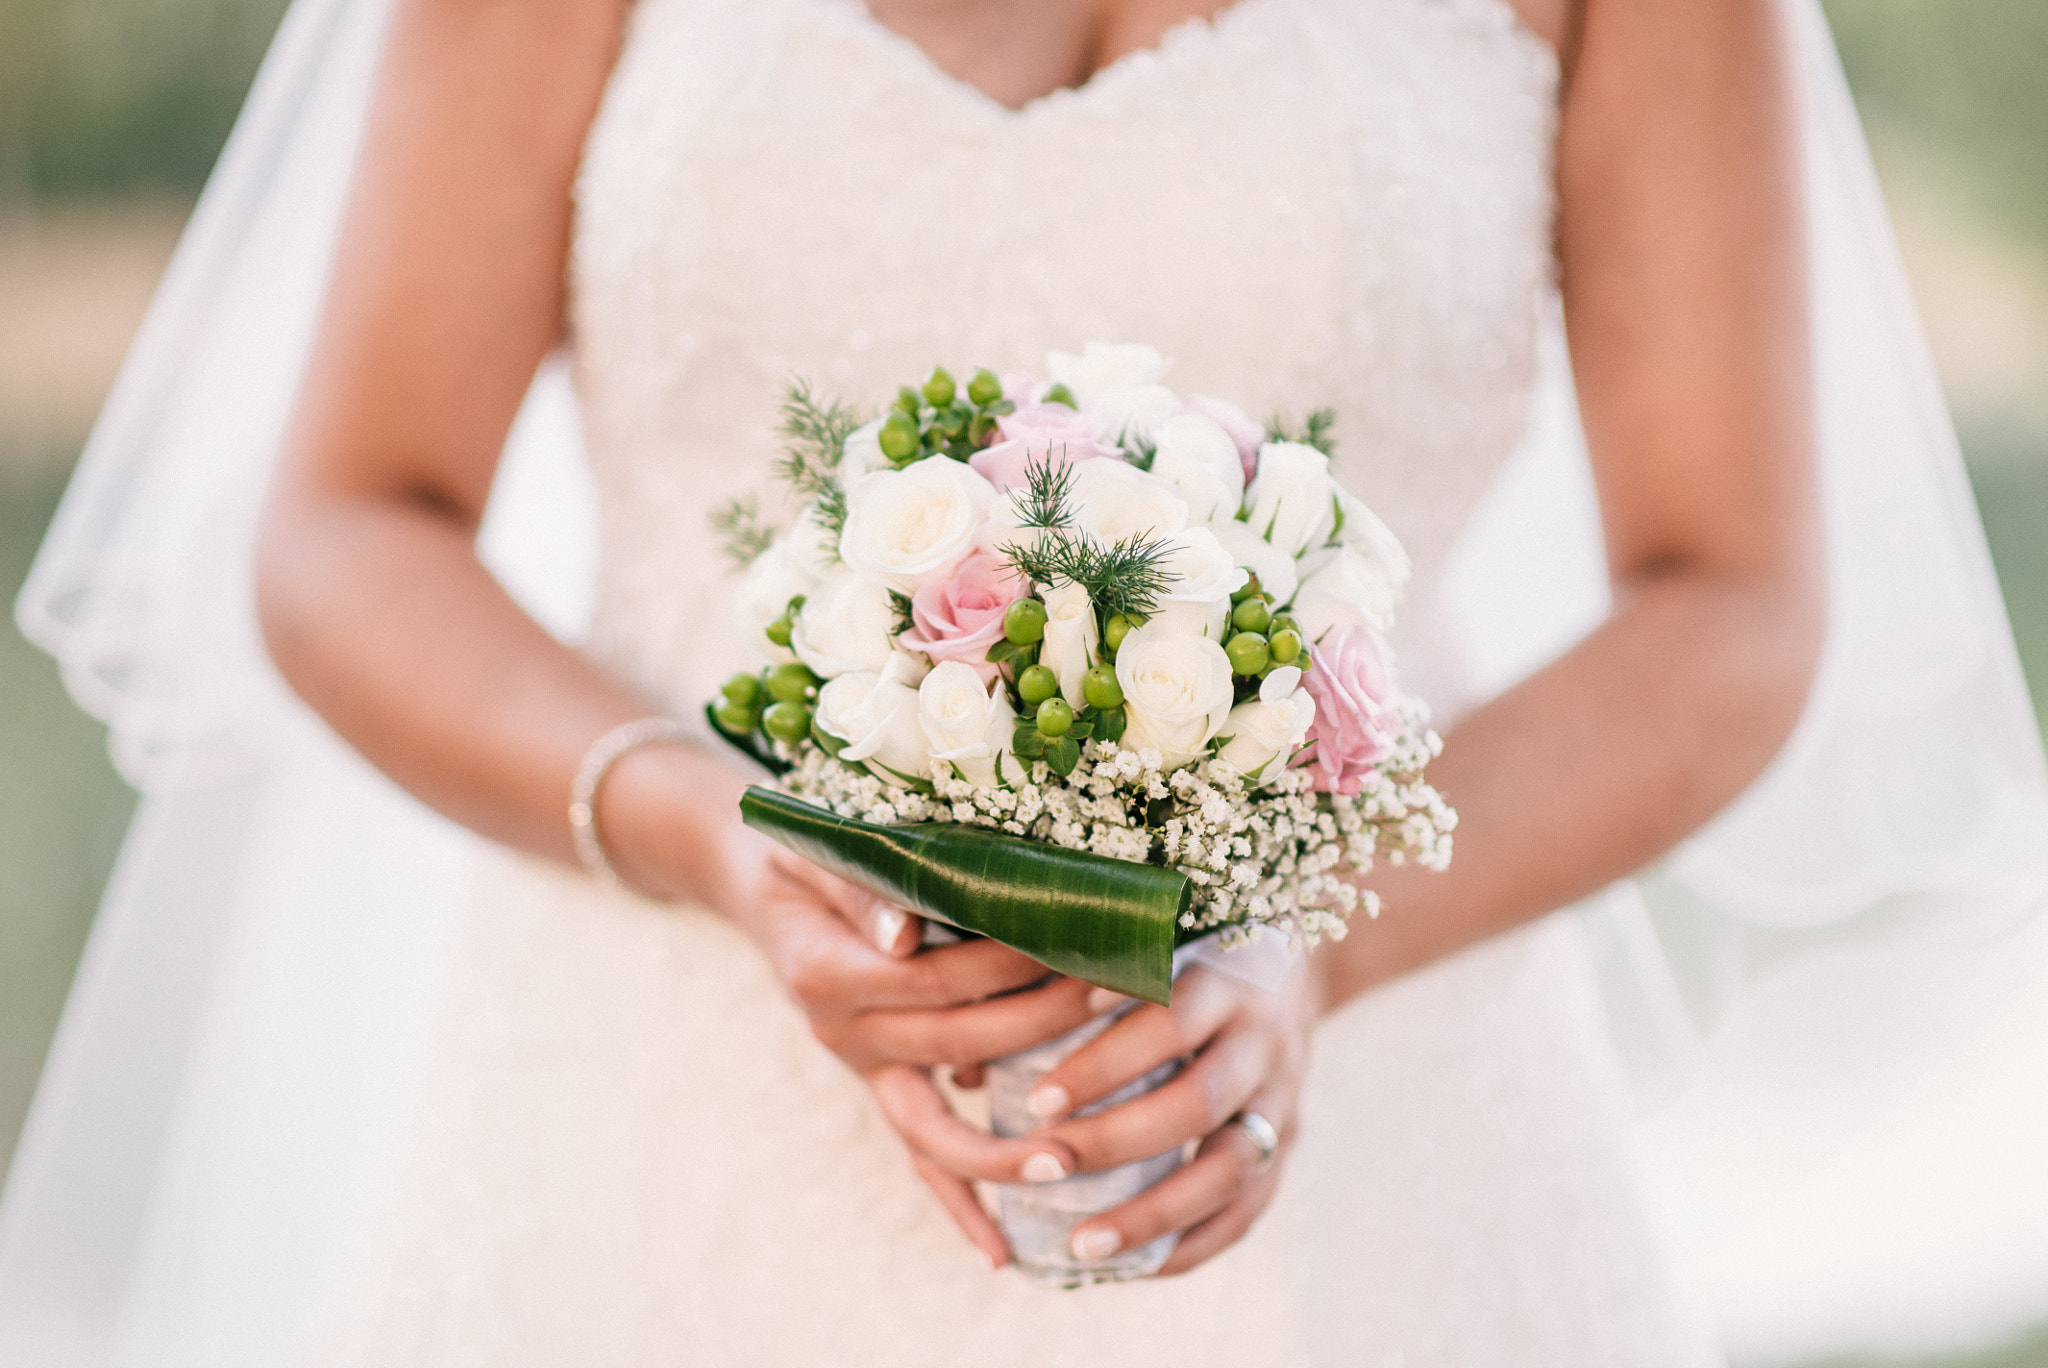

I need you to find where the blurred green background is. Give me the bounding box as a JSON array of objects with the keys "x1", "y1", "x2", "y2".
[{"x1": 0, "y1": 2, "x2": 2045, "y2": 1363}]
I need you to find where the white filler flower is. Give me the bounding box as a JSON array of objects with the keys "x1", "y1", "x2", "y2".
[
  {"x1": 733, "y1": 535, "x2": 818, "y2": 664},
  {"x1": 1293, "y1": 545, "x2": 1400, "y2": 640},
  {"x1": 918, "y1": 661, "x2": 1017, "y2": 788},
  {"x1": 1243, "y1": 440, "x2": 1336, "y2": 557},
  {"x1": 1150, "y1": 526, "x2": 1249, "y2": 640},
  {"x1": 1045, "y1": 341, "x2": 1172, "y2": 409},
  {"x1": 1069, "y1": 458, "x2": 1189, "y2": 546},
  {"x1": 1115, "y1": 618, "x2": 1236, "y2": 765},
  {"x1": 815, "y1": 669, "x2": 929, "y2": 787},
  {"x1": 840, "y1": 456, "x2": 995, "y2": 591},
  {"x1": 1217, "y1": 666, "x2": 1318, "y2": 785},
  {"x1": 1149, "y1": 412, "x2": 1246, "y2": 524},
  {"x1": 1038, "y1": 580, "x2": 1098, "y2": 710},
  {"x1": 838, "y1": 418, "x2": 890, "y2": 491},
  {"x1": 792, "y1": 569, "x2": 896, "y2": 678},
  {"x1": 1209, "y1": 516, "x2": 1299, "y2": 607}
]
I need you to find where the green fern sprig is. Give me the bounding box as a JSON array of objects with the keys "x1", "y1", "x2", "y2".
[
  {"x1": 1001, "y1": 458, "x2": 1174, "y2": 624},
  {"x1": 1267, "y1": 407, "x2": 1338, "y2": 457},
  {"x1": 777, "y1": 378, "x2": 865, "y2": 544},
  {"x1": 710, "y1": 496, "x2": 779, "y2": 568}
]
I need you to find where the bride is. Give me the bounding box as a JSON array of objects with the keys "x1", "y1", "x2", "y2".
[{"x1": 6, "y1": 0, "x2": 2047, "y2": 1362}]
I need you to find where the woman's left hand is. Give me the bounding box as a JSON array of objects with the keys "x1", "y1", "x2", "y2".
[{"x1": 1020, "y1": 962, "x2": 1322, "y2": 1276}]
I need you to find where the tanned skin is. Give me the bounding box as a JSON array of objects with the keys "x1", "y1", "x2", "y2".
[{"x1": 257, "y1": 0, "x2": 1819, "y2": 1273}]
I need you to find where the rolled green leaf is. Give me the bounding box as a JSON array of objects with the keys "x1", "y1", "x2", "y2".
[{"x1": 740, "y1": 786, "x2": 1190, "y2": 1006}]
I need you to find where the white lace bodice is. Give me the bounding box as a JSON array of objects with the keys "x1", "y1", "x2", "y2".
[
  {"x1": 570, "y1": 0, "x2": 1558, "y2": 717},
  {"x1": 305, "y1": 10, "x2": 1727, "y2": 1362}
]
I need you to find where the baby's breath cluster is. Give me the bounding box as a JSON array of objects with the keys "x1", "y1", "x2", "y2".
[{"x1": 780, "y1": 699, "x2": 1453, "y2": 951}]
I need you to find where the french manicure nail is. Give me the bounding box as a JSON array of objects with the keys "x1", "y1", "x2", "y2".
[
  {"x1": 980, "y1": 1246, "x2": 1001, "y2": 1272},
  {"x1": 1027, "y1": 1083, "x2": 1071, "y2": 1119},
  {"x1": 1020, "y1": 1151, "x2": 1068, "y2": 1183},
  {"x1": 1086, "y1": 987, "x2": 1125, "y2": 1015},
  {"x1": 1072, "y1": 1226, "x2": 1121, "y2": 1261},
  {"x1": 872, "y1": 906, "x2": 906, "y2": 953}
]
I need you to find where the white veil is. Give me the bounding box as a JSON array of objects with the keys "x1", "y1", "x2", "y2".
[{"x1": 4, "y1": 0, "x2": 2046, "y2": 1360}]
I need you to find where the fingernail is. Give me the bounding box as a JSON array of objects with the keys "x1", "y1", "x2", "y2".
[
  {"x1": 1020, "y1": 1151, "x2": 1068, "y2": 1183},
  {"x1": 1072, "y1": 1226, "x2": 1121, "y2": 1261},
  {"x1": 872, "y1": 906, "x2": 905, "y2": 953},
  {"x1": 981, "y1": 1246, "x2": 1001, "y2": 1272},
  {"x1": 1027, "y1": 1083, "x2": 1071, "y2": 1120},
  {"x1": 1086, "y1": 987, "x2": 1125, "y2": 1015}
]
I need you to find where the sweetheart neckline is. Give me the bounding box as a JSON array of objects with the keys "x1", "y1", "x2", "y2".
[{"x1": 814, "y1": 0, "x2": 1556, "y2": 125}]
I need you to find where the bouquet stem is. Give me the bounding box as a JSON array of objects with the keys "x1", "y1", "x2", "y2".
[{"x1": 987, "y1": 1002, "x2": 1184, "y2": 1287}]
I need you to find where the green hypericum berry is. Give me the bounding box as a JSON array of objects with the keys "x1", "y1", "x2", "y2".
[
  {"x1": 720, "y1": 673, "x2": 762, "y2": 707},
  {"x1": 1268, "y1": 628, "x2": 1302, "y2": 664},
  {"x1": 1004, "y1": 597, "x2": 1048, "y2": 646},
  {"x1": 967, "y1": 368, "x2": 1003, "y2": 407},
  {"x1": 922, "y1": 367, "x2": 957, "y2": 409},
  {"x1": 1044, "y1": 382, "x2": 1077, "y2": 408},
  {"x1": 761, "y1": 701, "x2": 811, "y2": 743},
  {"x1": 879, "y1": 411, "x2": 920, "y2": 462},
  {"x1": 1017, "y1": 664, "x2": 1060, "y2": 706},
  {"x1": 765, "y1": 662, "x2": 818, "y2": 704},
  {"x1": 765, "y1": 615, "x2": 794, "y2": 648},
  {"x1": 1082, "y1": 664, "x2": 1124, "y2": 710},
  {"x1": 1232, "y1": 597, "x2": 1274, "y2": 634},
  {"x1": 1231, "y1": 572, "x2": 1262, "y2": 603},
  {"x1": 895, "y1": 386, "x2": 922, "y2": 416},
  {"x1": 1270, "y1": 613, "x2": 1300, "y2": 638},
  {"x1": 1036, "y1": 697, "x2": 1074, "y2": 737},
  {"x1": 713, "y1": 701, "x2": 758, "y2": 735},
  {"x1": 1226, "y1": 632, "x2": 1271, "y2": 676},
  {"x1": 1103, "y1": 614, "x2": 1133, "y2": 653}
]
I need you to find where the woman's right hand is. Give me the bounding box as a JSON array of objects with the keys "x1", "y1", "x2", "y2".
[{"x1": 722, "y1": 823, "x2": 1103, "y2": 1265}]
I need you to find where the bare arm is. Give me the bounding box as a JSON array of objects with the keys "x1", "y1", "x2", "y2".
[
  {"x1": 1031, "y1": 0, "x2": 1825, "y2": 1273},
  {"x1": 256, "y1": 0, "x2": 1095, "y2": 1267},
  {"x1": 1319, "y1": 0, "x2": 1823, "y2": 1003}
]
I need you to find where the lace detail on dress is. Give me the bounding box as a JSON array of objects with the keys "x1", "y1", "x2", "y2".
[
  {"x1": 305, "y1": 5, "x2": 1723, "y2": 1363},
  {"x1": 569, "y1": 0, "x2": 1557, "y2": 720}
]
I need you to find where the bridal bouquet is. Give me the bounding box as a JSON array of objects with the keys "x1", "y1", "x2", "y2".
[
  {"x1": 709, "y1": 343, "x2": 1452, "y2": 1284},
  {"x1": 709, "y1": 344, "x2": 1453, "y2": 1004}
]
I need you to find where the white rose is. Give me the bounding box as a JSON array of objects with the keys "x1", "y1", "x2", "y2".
[
  {"x1": 1069, "y1": 459, "x2": 1189, "y2": 547},
  {"x1": 1243, "y1": 441, "x2": 1336, "y2": 557},
  {"x1": 1209, "y1": 516, "x2": 1300, "y2": 607},
  {"x1": 1333, "y1": 489, "x2": 1412, "y2": 592},
  {"x1": 840, "y1": 457, "x2": 995, "y2": 592},
  {"x1": 1093, "y1": 383, "x2": 1183, "y2": 446},
  {"x1": 815, "y1": 670, "x2": 931, "y2": 787},
  {"x1": 1038, "y1": 579, "x2": 1098, "y2": 710},
  {"x1": 1292, "y1": 545, "x2": 1400, "y2": 641},
  {"x1": 1217, "y1": 666, "x2": 1318, "y2": 786},
  {"x1": 1114, "y1": 619, "x2": 1237, "y2": 766},
  {"x1": 1150, "y1": 526, "x2": 1248, "y2": 641},
  {"x1": 733, "y1": 535, "x2": 818, "y2": 664},
  {"x1": 792, "y1": 570, "x2": 896, "y2": 678},
  {"x1": 1045, "y1": 342, "x2": 1173, "y2": 408},
  {"x1": 838, "y1": 418, "x2": 889, "y2": 491},
  {"x1": 1149, "y1": 413, "x2": 1246, "y2": 524},
  {"x1": 918, "y1": 661, "x2": 1018, "y2": 788},
  {"x1": 785, "y1": 501, "x2": 839, "y2": 581}
]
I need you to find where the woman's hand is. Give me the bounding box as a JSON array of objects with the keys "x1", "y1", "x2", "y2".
[
  {"x1": 1021, "y1": 963, "x2": 1322, "y2": 1276},
  {"x1": 737, "y1": 845, "x2": 1104, "y2": 1267}
]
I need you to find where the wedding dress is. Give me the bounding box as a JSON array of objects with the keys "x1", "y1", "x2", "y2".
[
  {"x1": 8, "y1": 0, "x2": 2048, "y2": 1363},
  {"x1": 297, "y1": 0, "x2": 1719, "y2": 1360}
]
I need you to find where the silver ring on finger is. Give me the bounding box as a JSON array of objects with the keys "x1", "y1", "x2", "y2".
[{"x1": 1232, "y1": 1110, "x2": 1279, "y2": 1168}]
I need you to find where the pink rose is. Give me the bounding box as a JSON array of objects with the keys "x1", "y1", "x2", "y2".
[
  {"x1": 897, "y1": 546, "x2": 1027, "y2": 684},
  {"x1": 968, "y1": 404, "x2": 1122, "y2": 492},
  {"x1": 1294, "y1": 625, "x2": 1398, "y2": 794},
  {"x1": 1184, "y1": 395, "x2": 1266, "y2": 488}
]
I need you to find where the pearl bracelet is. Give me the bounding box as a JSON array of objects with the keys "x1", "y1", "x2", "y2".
[{"x1": 569, "y1": 717, "x2": 688, "y2": 888}]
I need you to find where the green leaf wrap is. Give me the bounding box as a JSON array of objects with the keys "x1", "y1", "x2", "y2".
[{"x1": 740, "y1": 786, "x2": 1190, "y2": 1006}]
